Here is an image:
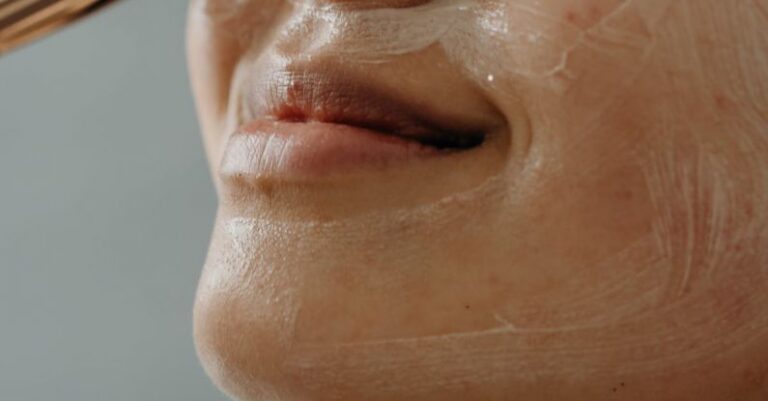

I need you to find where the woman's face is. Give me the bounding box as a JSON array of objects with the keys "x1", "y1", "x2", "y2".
[{"x1": 187, "y1": 0, "x2": 768, "y2": 399}]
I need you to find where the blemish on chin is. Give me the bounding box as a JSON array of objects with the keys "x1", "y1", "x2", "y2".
[
  {"x1": 255, "y1": 178, "x2": 277, "y2": 199},
  {"x1": 564, "y1": 10, "x2": 579, "y2": 25},
  {"x1": 713, "y1": 92, "x2": 734, "y2": 112}
]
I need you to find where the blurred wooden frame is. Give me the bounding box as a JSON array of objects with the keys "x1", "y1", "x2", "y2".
[{"x1": 0, "y1": 0, "x2": 119, "y2": 55}]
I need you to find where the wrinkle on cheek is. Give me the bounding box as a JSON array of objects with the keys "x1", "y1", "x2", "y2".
[
  {"x1": 274, "y1": 147, "x2": 768, "y2": 387},
  {"x1": 286, "y1": 222, "x2": 767, "y2": 363},
  {"x1": 643, "y1": 149, "x2": 739, "y2": 299},
  {"x1": 637, "y1": 0, "x2": 768, "y2": 289},
  {"x1": 456, "y1": 0, "x2": 673, "y2": 91},
  {"x1": 490, "y1": 238, "x2": 666, "y2": 332},
  {"x1": 278, "y1": 120, "x2": 768, "y2": 394},
  {"x1": 633, "y1": 6, "x2": 768, "y2": 371}
]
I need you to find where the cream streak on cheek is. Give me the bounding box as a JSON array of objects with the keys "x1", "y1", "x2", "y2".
[
  {"x1": 274, "y1": 0, "x2": 675, "y2": 91},
  {"x1": 191, "y1": 1, "x2": 768, "y2": 398},
  {"x1": 285, "y1": 0, "x2": 473, "y2": 61}
]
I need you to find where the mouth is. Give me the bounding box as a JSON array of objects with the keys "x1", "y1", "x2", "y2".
[
  {"x1": 264, "y1": 72, "x2": 488, "y2": 151},
  {"x1": 221, "y1": 69, "x2": 496, "y2": 181}
]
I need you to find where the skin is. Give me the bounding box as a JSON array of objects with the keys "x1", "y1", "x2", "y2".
[{"x1": 187, "y1": 0, "x2": 768, "y2": 400}]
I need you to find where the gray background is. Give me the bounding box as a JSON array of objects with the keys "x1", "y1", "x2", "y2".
[{"x1": 0, "y1": 1, "x2": 224, "y2": 400}]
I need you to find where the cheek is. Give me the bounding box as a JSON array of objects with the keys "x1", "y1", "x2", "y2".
[
  {"x1": 443, "y1": 0, "x2": 675, "y2": 179},
  {"x1": 449, "y1": 0, "x2": 666, "y2": 85}
]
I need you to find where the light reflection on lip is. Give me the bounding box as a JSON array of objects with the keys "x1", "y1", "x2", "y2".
[
  {"x1": 242, "y1": 69, "x2": 490, "y2": 149},
  {"x1": 220, "y1": 119, "x2": 445, "y2": 181}
]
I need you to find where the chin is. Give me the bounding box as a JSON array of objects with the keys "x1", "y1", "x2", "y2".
[{"x1": 192, "y1": 210, "x2": 768, "y2": 401}]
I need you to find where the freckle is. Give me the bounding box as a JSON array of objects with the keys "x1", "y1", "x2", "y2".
[
  {"x1": 713, "y1": 92, "x2": 731, "y2": 111},
  {"x1": 464, "y1": 304, "x2": 471, "y2": 310},
  {"x1": 256, "y1": 179, "x2": 276, "y2": 198},
  {"x1": 565, "y1": 11, "x2": 578, "y2": 24}
]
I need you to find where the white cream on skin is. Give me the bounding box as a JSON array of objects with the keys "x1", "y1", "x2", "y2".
[
  {"x1": 273, "y1": 0, "x2": 675, "y2": 87},
  {"x1": 193, "y1": 0, "x2": 768, "y2": 398}
]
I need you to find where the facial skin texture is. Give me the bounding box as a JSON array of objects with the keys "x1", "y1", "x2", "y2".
[{"x1": 187, "y1": 0, "x2": 768, "y2": 400}]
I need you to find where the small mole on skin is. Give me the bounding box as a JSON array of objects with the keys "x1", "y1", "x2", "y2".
[
  {"x1": 465, "y1": 304, "x2": 471, "y2": 310},
  {"x1": 565, "y1": 10, "x2": 578, "y2": 24},
  {"x1": 612, "y1": 382, "x2": 626, "y2": 393},
  {"x1": 256, "y1": 179, "x2": 276, "y2": 199},
  {"x1": 713, "y1": 92, "x2": 733, "y2": 111}
]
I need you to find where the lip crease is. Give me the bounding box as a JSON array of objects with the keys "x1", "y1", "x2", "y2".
[{"x1": 221, "y1": 69, "x2": 489, "y2": 181}]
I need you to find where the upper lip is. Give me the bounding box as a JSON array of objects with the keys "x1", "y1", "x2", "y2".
[{"x1": 236, "y1": 65, "x2": 490, "y2": 150}]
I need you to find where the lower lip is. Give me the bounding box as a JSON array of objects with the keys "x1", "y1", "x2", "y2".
[{"x1": 221, "y1": 120, "x2": 444, "y2": 180}]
